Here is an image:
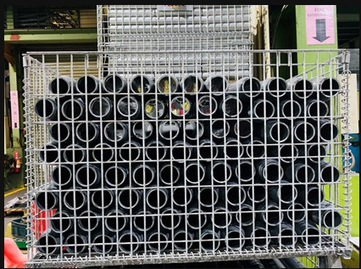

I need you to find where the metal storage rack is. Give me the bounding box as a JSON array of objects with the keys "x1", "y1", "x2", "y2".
[{"x1": 23, "y1": 49, "x2": 351, "y2": 268}]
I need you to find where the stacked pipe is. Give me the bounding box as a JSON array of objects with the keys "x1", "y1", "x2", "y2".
[{"x1": 34, "y1": 73, "x2": 343, "y2": 256}]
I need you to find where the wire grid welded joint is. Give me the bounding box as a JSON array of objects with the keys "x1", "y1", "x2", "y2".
[{"x1": 22, "y1": 49, "x2": 351, "y2": 268}]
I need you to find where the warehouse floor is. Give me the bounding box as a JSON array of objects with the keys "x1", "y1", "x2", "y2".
[{"x1": 4, "y1": 188, "x2": 27, "y2": 234}]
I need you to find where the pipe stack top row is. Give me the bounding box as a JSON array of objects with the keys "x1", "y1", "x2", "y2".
[{"x1": 33, "y1": 72, "x2": 343, "y2": 256}]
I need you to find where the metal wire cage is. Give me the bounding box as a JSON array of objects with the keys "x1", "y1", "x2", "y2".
[{"x1": 23, "y1": 49, "x2": 351, "y2": 268}]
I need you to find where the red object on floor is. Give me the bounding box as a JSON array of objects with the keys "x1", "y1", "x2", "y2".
[
  {"x1": 31, "y1": 201, "x2": 55, "y2": 239},
  {"x1": 4, "y1": 238, "x2": 27, "y2": 268}
]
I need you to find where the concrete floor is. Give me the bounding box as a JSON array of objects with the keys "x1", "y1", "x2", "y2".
[{"x1": 4, "y1": 188, "x2": 27, "y2": 235}]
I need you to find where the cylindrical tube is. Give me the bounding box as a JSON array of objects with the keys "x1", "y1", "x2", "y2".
[
  {"x1": 92, "y1": 233, "x2": 114, "y2": 255},
  {"x1": 204, "y1": 75, "x2": 228, "y2": 95},
  {"x1": 102, "y1": 73, "x2": 127, "y2": 93},
  {"x1": 147, "y1": 231, "x2": 169, "y2": 252},
  {"x1": 75, "y1": 164, "x2": 101, "y2": 188},
  {"x1": 269, "y1": 222, "x2": 297, "y2": 247},
  {"x1": 261, "y1": 77, "x2": 287, "y2": 98},
  {"x1": 295, "y1": 221, "x2": 320, "y2": 246},
  {"x1": 197, "y1": 95, "x2": 218, "y2": 117},
  {"x1": 118, "y1": 189, "x2": 142, "y2": 210},
  {"x1": 198, "y1": 139, "x2": 218, "y2": 161},
  {"x1": 78, "y1": 210, "x2": 101, "y2": 232},
  {"x1": 246, "y1": 185, "x2": 266, "y2": 204},
  {"x1": 185, "y1": 162, "x2": 206, "y2": 184},
  {"x1": 173, "y1": 187, "x2": 193, "y2": 207},
  {"x1": 316, "y1": 120, "x2": 339, "y2": 142},
  {"x1": 256, "y1": 159, "x2": 284, "y2": 183},
  {"x1": 34, "y1": 98, "x2": 57, "y2": 120},
  {"x1": 63, "y1": 189, "x2": 86, "y2": 212},
  {"x1": 285, "y1": 162, "x2": 316, "y2": 183},
  {"x1": 220, "y1": 94, "x2": 243, "y2": 117},
  {"x1": 39, "y1": 142, "x2": 59, "y2": 163},
  {"x1": 61, "y1": 98, "x2": 85, "y2": 121},
  {"x1": 133, "y1": 210, "x2": 155, "y2": 232},
  {"x1": 118, "y1": 230, "x2": 143, "y2": 253},
  {"x1": 103, "y1": 122, "x2": 128, "y2": 144},
  {"x1": 91, "y1": 143, "x2": 114, "y2": 162},
  {"x1": 91, "y1": 189, "x2": 115, "y2": 210},
  {"x1": 262, "y1": 120, "x2": 290, "y2": 143},
  {"x1": 130, "y1": 74, "x2": 154, "y2": 93},
  {"x1": 64, "y1": 233, "x2": 88, "y2": 254},
  {"x1": 234, "y1": 119, "x2": 253, "y2": 139},
  {"x1": 209, "y1": 161, "x2": 232, "y2": 184},
  {"x1": 160, "y1": 163, "x2": 181, "y2": 186},
  {"x1": 224, "y1": 138, "x2": 244, "y2": 158},
  {"x1": 49, "y1": 123, "x2": 72, "y2": 146},
  {"x1": 173, "y1": 230, "x2": 194, "y2": 251},
  {"x1": 231, "y1": 77, "x2": 262, "y2": 98},
  {"x1": 187, "y1": 208, "x2": 208, "y2": 230},
  {"x1": 113, "y1": 169, "x2": 132, "y2": 191},
  {"x1": 37, "y1": 230, "x2": 61, "y2": 255},
  {"x1": 251, "y1": 98, "x2": 276, "y2": 118},
  {"x1": 287, "y1": 77, "x2": 314, "y2": 100},
  {"x1": 286, "y1": 203, "x2": 306, "y2": 223},
  {"x1": 117, "y1": 95, "x2": 141, "y2": 119},
  {"x1": 306, "y1": 99, "x2": 329, "y2": 117},
  {"x1": 245, "y1": 221, "x2": 271, "y2": 248},
  {"x1": 310, "y1": 202, "x2": 343, "y2": 228},
  {"x1": 52, "y1": 165, "x2": 73, "y2": 188},
  {"x1": 235, "y1": 203, "x2": 253, "y2": 226},
  {"x1": 49, "y1": 76, "x2": 76, "y2": 95},
  {"x1": 293, "y1": 120, "x2": 316, "y2": 143},
  {"x1": 211, "y1": 119, "x2": 230, "y2": 140},
  {"x1": 119, "y1": 141, "x2": 142, "y2": 161},
  {"x1": 296, "y1": 184, "x2": 324, "y2": 206},
  {"x1": 132, "y1": 164, "x2": 156, "y2": 187},
  {"x1": 146, "y1": 188, "x2": 168, "y2": 210},
  {"x1": 212, "y1": 207, "x2": 232, "y2": 229},
  {"x1": 145, "y1": 98, "x2": 167, "y2": 119},
  {"x1": 268, "y1": 182, "x2": 298, "y2": 205},
  {"x1": 270, "y1": 144, "x2": 299, "y2": 164},
  {"x1": 105, "y1": 209, "x2": 128, "y2": 232},
  {"x1": 298, "y1": 144, "x2": 327, "y2": 163},
  {"x1": 317, "y1": 161, "x2": 341, "y2": 183},
  {"x1": 160, "y1": 208, "x2": 182, "y2": 230},
  {"x1": 181, "y1": 74, "x2": 204, "y2": 93},
  {"x1": 159, "y1": 121, "x2": 180, "y2": 141},
  {"x1": 312, "y1": 77, "x2": 340, "y2": 99},
  {"x1": 199, "y1": 187, "x2": 219, "y2": 208},
  {"x1": 227, "y1": 185, "x2": 247, "y2": 207},
  {"x1": 50, "y1": 210, "x2": 73, "y2": 234},
  {"x1": 171, "y1": 141, "x2": 192, "y2": 163},
  {"x1": 35, "y1": 185, "x2": 59, "y2": 210},
  {"x1": 75, "y1": 122, "x2": 100, "y2": 145},
  {"x1": 200, "y1": 228, "x2": 221, "y2": 252},
  {"x1": 225, "y1": 225, "x2": 246, "y2": 250},
  {"x1": 170, "y1": 96, "x2": 192, "y2": 118},
  {"x1": 145, "y1": 140, "x2": 167, "y2": 161},
  {"x1": 185, "y1": 120, "x2": 205, "y2": 141},
  {"x1": 280, "y1": 99, "x2": 302, "y2": 118},
  {"x1": 88, "y1": 96, "x2": 113, "y2": 119},
  {"x1": 76, "y1": 75, "x2": 99, "y2": 94},
  {"x1": 132, "y1": 121, "x2": 154, "y2": 141},
  {"x1": 256, "y1": 200, "x2": 284, "y2": 226},
  {"x1": 156, "y1": 74, "x2": 179, "y2": 94}
]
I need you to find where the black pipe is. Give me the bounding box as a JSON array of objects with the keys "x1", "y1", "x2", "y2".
[
  {"x1": 227, "y1": 184, "x2": 247, "y2": 207},
  {"x1": 159, "y1": 121, "x2": 181, "y2": 141},
  {"x1": 104, "y1": 209, "x2": 128, "y2": 232},
  {"x1": 39, "y1": 142, "x2": 60, "y2": 163},
  {"x1": 234, "y1": 119, "x2": 253, "y2": 139},
  {"x1": 220, "y1": 94, "x2": 243, "y2": 117},
  {"x1": 118, "y1": 230, "x2": 143, "y2": 253},
  {"x1": 132, "y1": 121, "x2": 154, "y2": 141},
  {"x1": 91, "y1": 143, "x2": 115, "y2": 162},
  {"x1": 37, "y1": 230, "x2": 61, "y2": 255},
  {"x1": 262, "y1": 77, "x2": 287, "y2": 98},
  {"x1": 50, "y1": 210, "x2": 73, "y2": 234},
  {"x1": 91, "y1": 189, "x2": 115, "y2": 210},
  {"x1": 34, "y1": 98, "x2": 58, "y2": 120},
  {"x1": 119, "y1": 141, "x2": 142, "y2": 161},
  {"x1": 91, "y1": 233, "x2": 114, "y2": 254},
  {"x1": 285, "y1": 162, "x2": 316, "y2": 183},
  {"x1": 117, "y1": 95, "x2": 141, "y2": 119},
  {"x1": 235, "y1": 203, "x2": 253, "y2": 226},
  {"x1": 76, "y1": 75, "x2": 99, "y2": 94},
  {"x1": 269, "y1": 222, "x2": 297, "y2": 247},
  {"x1": 184, "y1": 120, "x2": 205, "y2": 141},
  {"x1": 103, "y1": 73, "x2": 127, "y2": 93},
  {"x1": 145, "y1": 98, "x2": 167, "y2": 119},
  {"x1": 132, "y1": 164, "x2": 156, "y2": 187},
  {"x1": 173, "y1": 187, "x2": 193, "y2": 207},
  {"x1": 260, "y1": 119, "x2": 290, "y2": 143},
  {"x1": 133, "y1": 210, "x2": 156, "y2": 232},
  {"x1": 313, "y1": 119, "x2": 339, "y2": 142},
  {"x1": 118, "y1": 189, "x2": 142, "y2": 210},
  {"x1": 88, "y1": 96, "x2": 113, "y2": 119},
  {"x1": 256, "y1": 200, "x2": 284, "y2": 226},
  {"x1": 173, "y1": 230, "x2": 194, "y2": 251},
  {"x1": 287, "y1": 77, "x2": 314, "y2": 100},
  {"x1": 75, "y1": 164, "x2": 101, "y2": 188},
  {"x1": 312, "y1": 77, "x2": 340, "y2": 99},
  {"x1": 211, "y1": 119, "x2": 230, "y2": 140},
  {"x1": 317, "y1": 161, "x2": 341, "y2": 183},
  {"x1": 75, "y1": 122, "x2": 100, "y2": 145},
  {"x1": 279, "y1": 258, "x2": 306, "y2": 268},
  {"x1": 146, "y1": 188, "x2": 169, "y2": 210},
  {"x1": 130, "y1": 74, "x2": 154, "y2": 94},
  {"x1": 296, "y1": 184, "x2": 325, "y2": 206},
  {"x1": 103, "y1": 122, "x2": 128, "y2": 144},
  {"x1": 208, "y1": 161, "x2": 232, "y2": 184},
  {"x1": 306, "y1": 99, "x2": 329, "y2": 117},
  {"x1": 286, "y1": 203, "x2": 306, "y2": 223},
  {"x1": 186, "y1": 208, "x2": 208, "y2": 230},
  {"x1": 197, "y1": 95, "x2": 218, "y2": 118},
  {"x1": 160, "y1": 208, "x2": 182, "y2": 230},
  {"x1": 63, "y1": 189, "x2": 87, "y2": 212},
  {"x1": 225, "y1": 225, "x2": 245, "y2": 250},
  {"x1": 49, "y1": 76, "x2": 76, "y2": 95},
  {"x1": 298, "y1": 144, "x2": 327, "y2": 163},
  {"x1": 104, "y1": 165, "x2": 128, "y2": 187},
  {"x1": 212, "y1": 207, "x2": 232, "y2": 229},
  {"x1": 250, "y1": 98, "x2": 276, "y2": 118},
  {"x1": 231, "y1": 77, "x2": 262, "y2": 98},
  {"x1": 170, "y1": 96, "x2": 192, "y2": 118},
  {"x1": 280, "y1": 99, "x2": 302, "y2": 118},
  {"x1": 256, "y1": 159, "x2": 284, "y2": 183},
  {"x1": 49, "y1": 123, "x2": 72, "y2": 146},
  {"x1": 293, "y1": 120, "x2": 316, "y2": 143},
  {"x1": 147, "y1": 231, "x2": 169, "y2": 252},
  {"x1": 246, "y1": 185, "x2": 266, "y2": 204},
  {"x1": 185, "y1": 162, "x2": 205, "y2": 184},
  {"x1": 224, "y1": 138, "x2": 244, "y2": 158},
  {"x1": 269, "y1": 144, "x2": 299, "y2": 164},
  {"x1": 61, "y1": 98, "x2": 85, "y2": 121},
  {"x1": 156, "y1": 74, "x2": 179, "y2": 94},
  {"x1": 199, "y1": 187, "x2": 219, "y2": 208},
  {"x1": 145, "y1": 140, "x2": 168, "y2": 161},
  {"x1": 171, "y1": 141, "x2": 192, "y2": 162},
  {"x1": 52, "y1": 165, "x2": 73, "y2": 188},
  {"x1": 295, "y1": 221, "x2": 320, "y2": 246},
  {"x1": 244, "y1": 221, "x2": 271, "y2": 248},
  {"x1": 160, "y1": 163, "x2": 181, "y2": 186},
  {"x1": 78, "y1": 210, "x2": 101, "y2": 232},
  {"x1": 310, "y1": 201, "x2": 343, "y2": 228},
  {"x1": 200, "y1": 228, "x2": 221, "y2": 252},
  {"x1": 204, "y1": 75, "x2": 228, "y2": 95},
  {"x1": 64, "y1": 233, "x2": 88, "y2": 254},
  {"x1": 268, "y1": 181, "x2": 298, "y2": 205},
  {"x1": 198, "y1": 139, "x2": 218, "y2": 160},
  {"x1": 35, "y1": 185, "x2": 59, "y2": 210},
  {"x1": 181, "y1": 74, "x2": 204, "y2": 93}
]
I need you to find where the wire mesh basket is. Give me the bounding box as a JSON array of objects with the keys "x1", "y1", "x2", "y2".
[{"x1": 23, "y1": 49, "x2": 351, "y2": 268}]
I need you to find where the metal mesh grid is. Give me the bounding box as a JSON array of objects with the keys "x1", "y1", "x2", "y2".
[{"x1": 23, "y1": 49, "x2": 351, "y2": 268}]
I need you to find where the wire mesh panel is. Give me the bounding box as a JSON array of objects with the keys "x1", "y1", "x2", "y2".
[{"x1": 23, "y1": 50, "x2": 351, "y2": 268}]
